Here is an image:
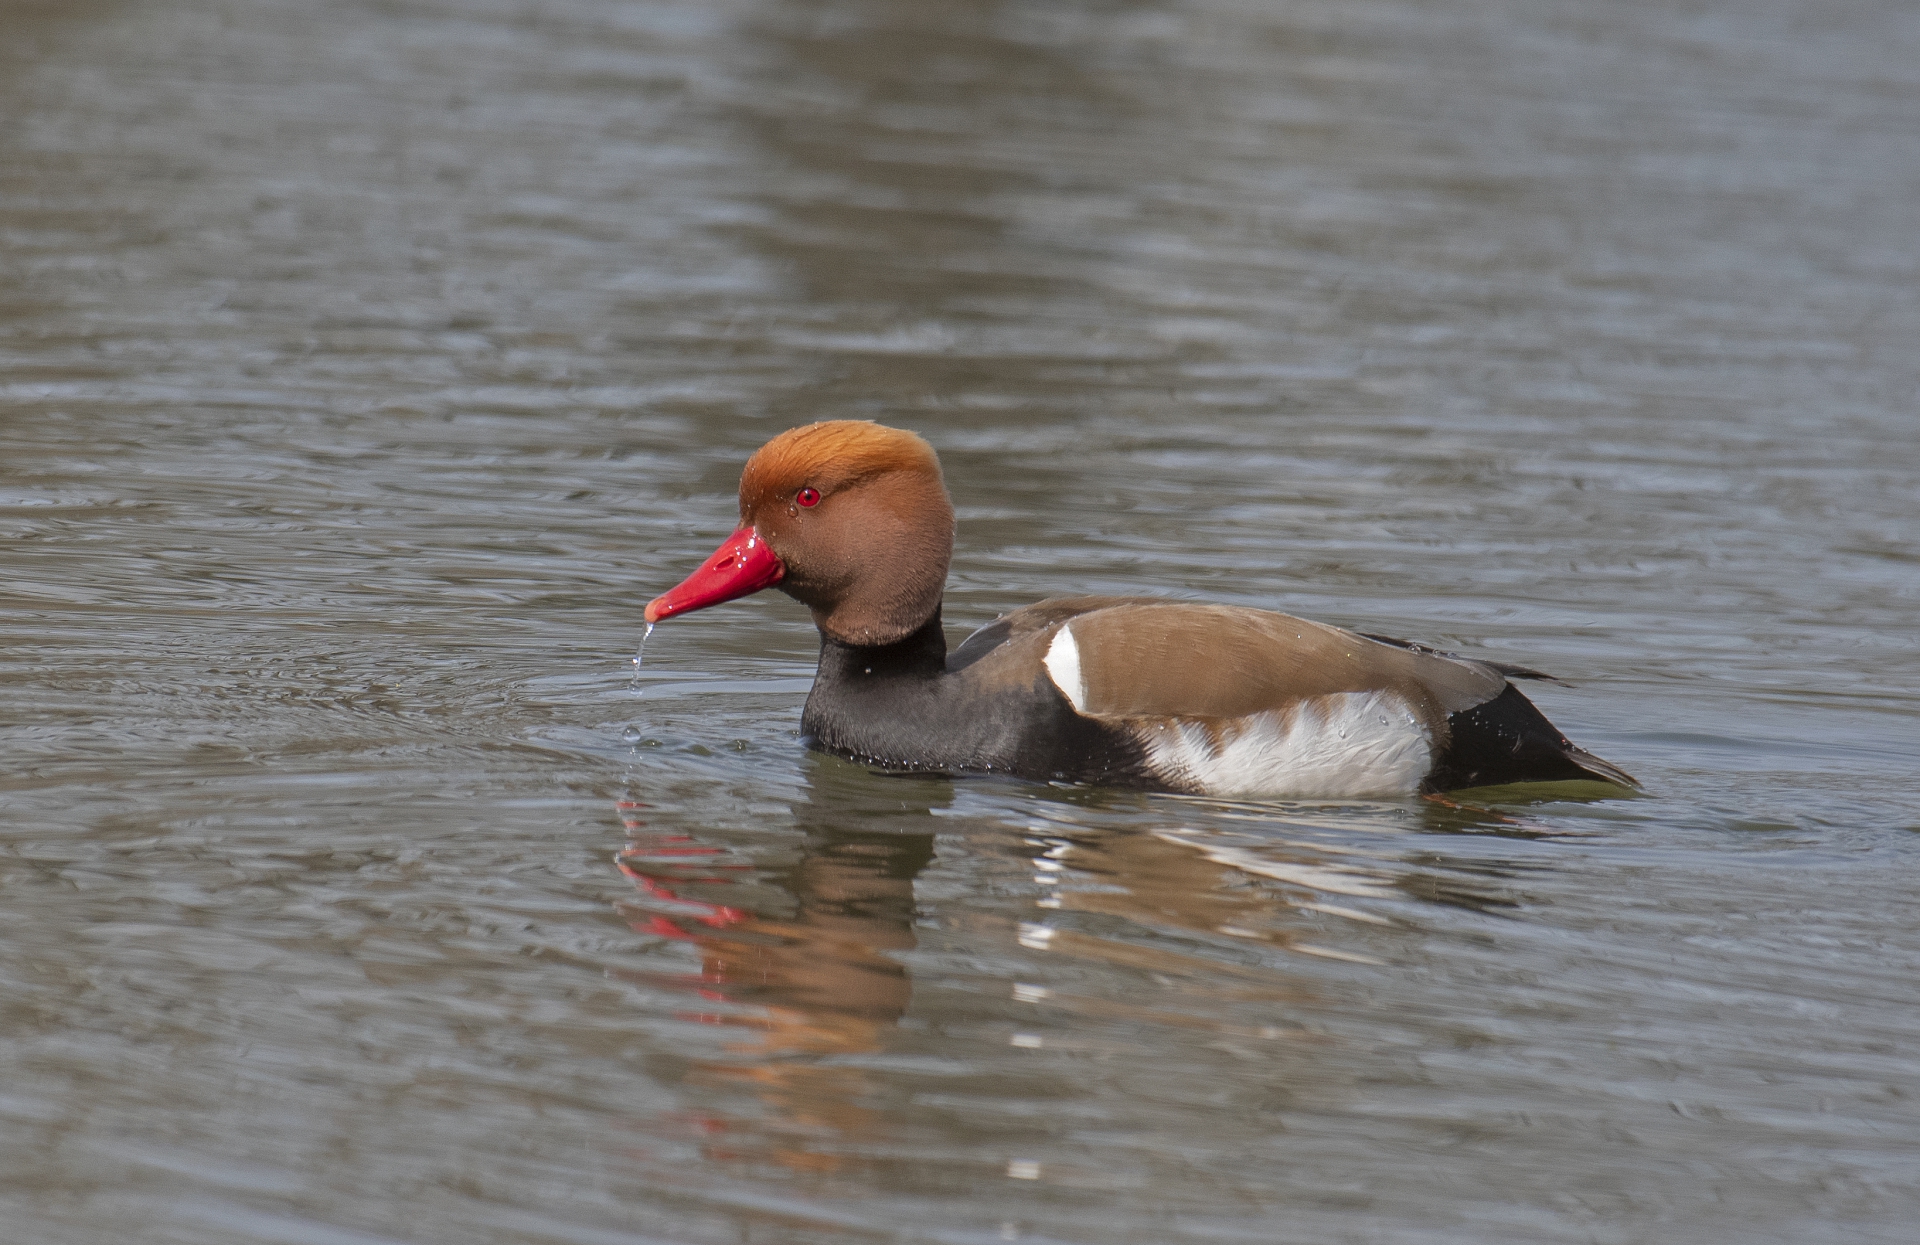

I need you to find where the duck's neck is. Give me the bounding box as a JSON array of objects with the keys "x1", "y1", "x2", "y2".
[
  {"x1": 813, "y1": 608, "x2": 948, "y2": 686},
  {"x1": 800, "y1": 609, "x2": 952, "y2": 766}
]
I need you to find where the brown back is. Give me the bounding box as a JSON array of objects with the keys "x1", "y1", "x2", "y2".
[{"x1": 968, "y1": 598, "x2": 1508, "y2": 728}]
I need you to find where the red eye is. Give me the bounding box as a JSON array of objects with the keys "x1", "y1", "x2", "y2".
[{"x1": 795, "y1": 486, "x2": 820, "y2": 508}]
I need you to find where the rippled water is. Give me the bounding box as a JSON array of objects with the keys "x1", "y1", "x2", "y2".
[{"x1": 4, "y1": 0, "x2": 1918, "y2": 1241}]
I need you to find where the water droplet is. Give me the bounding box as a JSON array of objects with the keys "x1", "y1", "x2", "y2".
[{"x1": 621, "y1": 725, "x2": 643, "y2": 743}]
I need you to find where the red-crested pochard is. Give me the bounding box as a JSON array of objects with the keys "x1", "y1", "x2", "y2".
[{"x1": 645, "y1": 421, "x2": 1636, "y2": 798}]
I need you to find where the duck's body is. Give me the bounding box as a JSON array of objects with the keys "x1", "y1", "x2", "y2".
[
  {"x1": 647, "y1": 422, "x2": 1635, "y2": 798},
  {"x1": 801, "y1": 597, "x2": 1631, "y2": 797}
]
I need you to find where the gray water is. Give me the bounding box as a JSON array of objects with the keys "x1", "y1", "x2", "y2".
[{"x1": 3, "y1": 0, "x2": 1918, "y2": 1241}]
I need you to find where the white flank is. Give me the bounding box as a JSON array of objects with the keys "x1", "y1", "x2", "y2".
[
  {"x1": 1042, "y1": 624, "x2": 1089, "y2": 712},
  {"x1": 1142, "y1": 690, "x2": 1432, "y2": 799}
]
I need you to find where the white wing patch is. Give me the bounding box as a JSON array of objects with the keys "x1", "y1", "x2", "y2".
[
  {"x1": 1141, "y1": 690, "x2": 1433, "y2": 799},
  {"x1": 1042, "y1": 624, "x2": 1089, "y2": 713}
]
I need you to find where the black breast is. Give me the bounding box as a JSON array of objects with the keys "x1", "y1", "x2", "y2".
[{"x1": 799, "y1": 614, "x2": 1155, "y2": 786}]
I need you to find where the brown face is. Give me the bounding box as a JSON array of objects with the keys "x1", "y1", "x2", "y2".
[{"x1": 646, "y1": 421, "x2": 955, "y2": 647}]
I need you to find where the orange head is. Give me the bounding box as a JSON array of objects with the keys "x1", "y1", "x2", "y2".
[{"x1": 646, "y1": 421, "x2": 955, "y2": 646}]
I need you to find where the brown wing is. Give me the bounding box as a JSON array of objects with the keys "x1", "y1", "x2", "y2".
[
  {"x1": 947, "y1": 596, "x2": 1164, "y2": 672},
  {"x1": 1057, "y1": 602, "x2": 1508, "y2": 726}
]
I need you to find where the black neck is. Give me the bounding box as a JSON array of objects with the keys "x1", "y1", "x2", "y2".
[
  {"x1": 801, "y1": 609, "x2": 951, "y2": 766},
  {"x1": 813, "y1": 609, "x2": 948, "y2": 685}
]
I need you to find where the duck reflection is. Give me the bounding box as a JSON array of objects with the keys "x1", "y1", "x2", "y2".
[
  {"x1": 1002, "y1": 787, "x2": 1545, "y2": 979},
  {"x1": 611, "y1": 758, "x2": 1556, "y2": 1177},
  {"x1": 612, "y1": 764, "x2": 941, "y2": 1171}
]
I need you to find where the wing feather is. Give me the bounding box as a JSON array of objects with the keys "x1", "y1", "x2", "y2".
[{"x1": 1058, "y1": 603, "x2": 1508, "y2": 723}]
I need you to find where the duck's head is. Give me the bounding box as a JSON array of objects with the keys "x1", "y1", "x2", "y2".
[{"x1": 645, "y1": 421, "x2": 955, "y2": 646}]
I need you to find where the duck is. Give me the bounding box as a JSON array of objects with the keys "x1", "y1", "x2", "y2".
[{"x1": 645, "y1": 420, "x2": 1637, "y2": 799}]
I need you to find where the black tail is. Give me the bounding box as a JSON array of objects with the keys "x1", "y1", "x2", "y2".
[
  {"x1": 1422, "y1": 684, "x2": 1638, "y2": 793},
  {"x1": 1358, "y1": 632, "x2": 1564, "y2": 684}
]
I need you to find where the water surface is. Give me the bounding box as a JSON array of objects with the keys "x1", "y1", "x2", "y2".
[{"x1": 3, "y1": 0, "x2": 1918, "y2": 1241}]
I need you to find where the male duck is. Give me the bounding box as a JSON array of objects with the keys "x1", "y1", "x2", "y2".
[{"x1": 646, "y1": 421, "x2": 1636, "y2": 798}]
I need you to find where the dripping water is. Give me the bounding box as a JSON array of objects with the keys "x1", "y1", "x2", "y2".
[
  {"x1": 622, "y1": 621, "x2": 656, "y2": 744},
  {"x1": 630, "y1": 621, "x2": 654, "y2": 693}
]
